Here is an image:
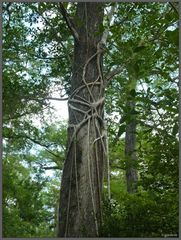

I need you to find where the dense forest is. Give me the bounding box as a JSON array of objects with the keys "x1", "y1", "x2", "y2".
[{"x1": 2, "y1": 2, "x2": 179, "y2": 238}]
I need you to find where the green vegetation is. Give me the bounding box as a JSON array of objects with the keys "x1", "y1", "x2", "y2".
[{"x1": 3, "y1": 2, "x2": 178, "y2": 237}]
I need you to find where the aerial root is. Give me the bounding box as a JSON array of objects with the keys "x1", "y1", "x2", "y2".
[{"x1": 64, "y1": 41, "x2": 110, "y2": 235}]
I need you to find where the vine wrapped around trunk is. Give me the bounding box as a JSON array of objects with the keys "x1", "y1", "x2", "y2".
[{"x1": 58, "y1": 3, "x2": 106, "y2": 237}]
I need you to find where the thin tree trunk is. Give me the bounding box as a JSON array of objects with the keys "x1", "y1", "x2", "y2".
[
  {"x1": 125, "y1": 90, "x2": 138, "y2": 194},
  {"x1": 58, "y1": 3, "x2": 105, "y2": 237}
]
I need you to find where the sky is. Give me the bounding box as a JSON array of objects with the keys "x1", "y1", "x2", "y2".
[{"x1": 49, "y1": 94, "x2": 68, "y2": 121}]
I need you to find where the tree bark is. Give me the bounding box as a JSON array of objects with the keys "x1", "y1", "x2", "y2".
[
  {"x1": 58, "y1": 3, "x2": 105, "y2": 237},
  {"x1": 125, "y1": 92, "x2": 138, "y2": 194}
]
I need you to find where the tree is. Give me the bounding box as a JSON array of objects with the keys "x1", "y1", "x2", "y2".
[
  {"x1": 57, "y1": 3, "x2": 107, "y2": 237},
  {"x1": 104, "y1": 2, "x2": 178, "y2": 195},
  {"x1": 3, "y1": 2, "x2": 178, "y2": 238},
  {"x1": 124, "y1": 77, "x2": 138, "y2": 193}
]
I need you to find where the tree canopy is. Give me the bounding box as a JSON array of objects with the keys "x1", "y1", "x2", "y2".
[{"x1": 2, "y1": 2, "x2": 179, "y2": 237}]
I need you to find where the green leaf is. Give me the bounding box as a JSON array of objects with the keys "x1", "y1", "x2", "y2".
[
  {"x1": 165, "y1": 28, "x2": 179, "y2": 46},
  {"x1": 172, "y1": 123, "x2": 178, "y2": 135},
  {"x1": 117, "y1": 124, "x2": 126, "y2": 137},
  {"x1": 130, "y1": 89, "x2": 136, "y2": 97},
  {"x1": 133, "y1": 45, "x2": 147, "y2": 52}
]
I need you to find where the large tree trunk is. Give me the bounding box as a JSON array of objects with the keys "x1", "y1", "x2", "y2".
[
  {"x1": 125, "y1": 91, "x2": 138, "y2": 194},
  {"x1": 58, "y1": 3, "x2": 105, "y2": 237}
]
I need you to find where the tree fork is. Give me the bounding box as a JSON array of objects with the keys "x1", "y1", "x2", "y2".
[{"x1": 58, "y1": 3, "x2": 105, "y2": 237}]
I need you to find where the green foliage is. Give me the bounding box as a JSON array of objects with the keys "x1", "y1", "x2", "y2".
[
  {"x1": 3, "y1": 1, "x2": 178, "y2": 238},
  {"x1": 101, "y1": 190, "x2": 178, "y2": 237},
  {"x1": 3, "y1": 121, "x2": 66, "y2": 237},
  {"x1": 104, "y1": 2, "x2": 178, "y2": 237},
  {"x1": 3, "y1": 153, "x2": 54, "y2": 237}
]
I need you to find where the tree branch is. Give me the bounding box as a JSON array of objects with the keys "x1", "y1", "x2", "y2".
[
  {"x1": 105, "y1": 65, "x2": 125, "y2": 86},
  {"x1": 45, "y1": 97, "x2": 68, "y2": 101},
  {"x1": 4, "y1": 132, "x2": 60, "y2": 159},
  {"x1": 104, "y1": 56, "x2": 133, "y2": 85},
  {"x1": 169, "y1": 2, "x2": 179, "y2": 14},
  {"x1": 3, "y1": 110, "x2": 34, "y2": 121},
  {"x1": 25, "y1": 136, "x2": 60, "y2": 158},
  {"x1": 43, "y1": 166, "x2": 60, "y2": 170},
  {"x1": 101, "y1": 4, "x2": 116, "y2": 45},
  {"x1": 34, "y1": 8, "x2": 72, "y2": 63},
  {"x1": 57, "y1": 3, "x2": 79, "y2": 41}
]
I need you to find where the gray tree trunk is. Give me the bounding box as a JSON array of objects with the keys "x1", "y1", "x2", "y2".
[
  {"x1": 125, "y1": 95, "x2": 138, "y2": 194},
  {"x1": 58, "y1": 3, "x2": 105, "y2": 237}
]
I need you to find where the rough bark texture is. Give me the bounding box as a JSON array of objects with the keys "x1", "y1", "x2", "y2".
[
  {"x1": 125, "y1": 98, "x2": 138, "y2": 194},
  {"x1": 58, "y1": 3, "x2": 105, "y2": 237}
]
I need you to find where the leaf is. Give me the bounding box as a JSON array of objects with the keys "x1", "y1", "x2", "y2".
[
  {"x1": 117, "y1": 124, "x2": 126, "y2": 137},
  {"x1": 133, "y1": 45, "x2": 147, "y2": 52},
  {"x1": 130, "y1": 89, "x2": 136, "y2": 97},
  {"x1": 165, "y1": 28, "x2": 179, "y2": 46},
  {"x1": 172, "y1": 123, "x2": 178, "y2": 135}
]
